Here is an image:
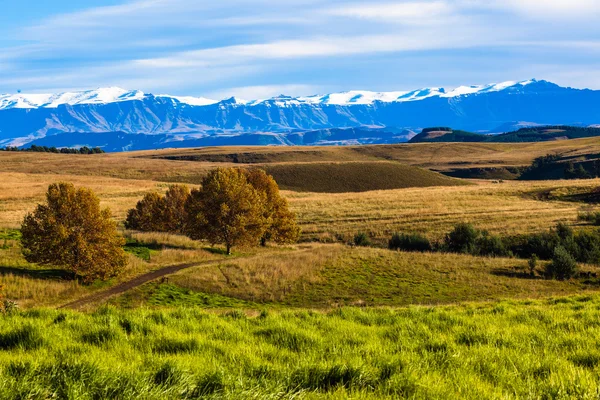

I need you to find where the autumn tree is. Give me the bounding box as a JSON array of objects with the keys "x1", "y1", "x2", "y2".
[
  {"x1": 243, "y1": 169, "x2": 300, "y2": 245},
  {"x1": 125, "y1": 185, "x2": 190, "y2": 233},
  {"x1": 125, "y1": 192, "x2": 164, "y2": 232},
  {"x1": 21, "y1": 182, "x2": 127, "y2": 283},
  {"x1": 185, "y1": 168, "x2": 268, "y2": 255},
  {"x1": 162, "y1": 185, "x2": 191, "y2": 233}
]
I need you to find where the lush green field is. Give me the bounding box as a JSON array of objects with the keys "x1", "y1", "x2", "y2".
[{"x1": 0, "y1": 296, "x2": 599, "y2": 399}]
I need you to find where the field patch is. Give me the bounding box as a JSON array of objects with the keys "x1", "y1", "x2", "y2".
[
  {"x1": 2, "y1": 297, "x2": 600, "y2": 398},
  {"x1": 263, "y1": 161, "x2": 466, "y2": 193},
  {"x1": 119, "y1": 245, "x2": 600, "y2": 308}
]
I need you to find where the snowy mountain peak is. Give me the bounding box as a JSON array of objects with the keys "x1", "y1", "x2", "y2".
[
  {"x1": 0, "y1": 87, "x2": 146, "y2": 110},
  {"x1": 0, "y1": 79, "x2": 558, "y2": 110}
]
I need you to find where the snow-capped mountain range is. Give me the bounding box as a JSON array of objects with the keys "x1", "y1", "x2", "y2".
[
  {"x1": 0, "y1": 80, "x2": 536, "y2": 110},
  {"x1": 0, "y1": 79, "x2": 599, "y2": 151}
]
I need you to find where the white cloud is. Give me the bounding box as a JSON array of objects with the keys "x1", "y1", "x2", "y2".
[
  {"x1": 463, "y1": 0, "x2": 600, "y2": 19},
  {"x1": 328, "y1": 1, "x2": 455, "y2": 22},
  {"x1": 134, "y1": 30, "x2": 489, "y2": 70},
  {"x1": 1, "y1": 0, "x2": 600, "y2": 94}
]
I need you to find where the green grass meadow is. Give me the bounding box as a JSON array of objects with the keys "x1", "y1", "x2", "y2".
[{"x1": 0, "y1": 296, "x2": 599, "y2": 399}]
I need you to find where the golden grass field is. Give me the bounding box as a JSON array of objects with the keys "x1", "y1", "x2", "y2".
[{"x1": 2, "y1": 139, "x2": 600, "y2": 309}]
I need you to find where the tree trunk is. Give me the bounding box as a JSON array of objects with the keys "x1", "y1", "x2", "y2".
[{"x1": 226, "y1": 243, "x2": 232, "y2": 255}]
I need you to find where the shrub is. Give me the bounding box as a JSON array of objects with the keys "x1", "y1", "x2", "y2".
[
  {"x1": 573, "y1": 231, "x2": 600, "y2": 265},
  {"x1": 353, "y1": 232, "x2": 371, "y2": 247},
  {"x1": 528, "y1": 255, "x2": 539, "y2": 276},
  {"x1": 475, "y1": 232, "x2": 509, "y2": 257},
  {"x1": 506, "y1": 231, "x2": 560, "y2": 260},
  {"x1": 444, "y1": 223, "x2": 479, "y2": 254},
  {"x1": 388, "y1": 233, "x2": 431, "y2": 252},
  {"x1": 578, "y1": 211, "x2": 600, "y2": 226},
  {"x1": 546, "y1": 246, "x2": 578, "y2": 280}
]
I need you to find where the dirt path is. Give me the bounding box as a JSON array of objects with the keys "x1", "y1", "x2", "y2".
[{"x1": 60, "y1": 259, "x2": 222, "y2": 310}]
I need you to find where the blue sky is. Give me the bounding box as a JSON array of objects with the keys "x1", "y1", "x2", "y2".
[{"x1": 1, "y1": 0, "x2": 600, "y2": 99}]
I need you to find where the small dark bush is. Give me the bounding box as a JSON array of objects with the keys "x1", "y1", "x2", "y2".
[
  {"x1": 578, "y1": 211, "x2": 600, "y2": 226},
  {"x1": 445, "y1": 223, "x2": 479, "y2": 254},
  {"x1": 506, "y1": 231, "x2": 560, "y2": 260},
  {"x1": 528, "y1": 255, "x2": 539, "y2": 276},
  {"x1": 573, "y1": 231, "x2": 600, "y2": 265},
  {"x1": 475, "y1": 232, "x2": 509, "y2": 257},
  {"x1": 546, "y1": 246, "x2": 578, "y2": 280},
  {"x1": 353, "y1": 232, "x2": 371, "y2": 247},
  {"x1": 388, "y1": 233, "x2": 432, "y2": 252}
]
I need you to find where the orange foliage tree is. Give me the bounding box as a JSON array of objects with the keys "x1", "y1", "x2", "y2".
[{"x1": 21, "y1": 183, "x2": 127, "y2": 282}]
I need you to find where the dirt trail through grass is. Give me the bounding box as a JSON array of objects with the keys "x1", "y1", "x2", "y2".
[
  {"x1": 60, "y1": 247, "x2": 317, "y2": 309},
  {"x1": 59, "y1": 259, "x2": 224, "y2": 309}
]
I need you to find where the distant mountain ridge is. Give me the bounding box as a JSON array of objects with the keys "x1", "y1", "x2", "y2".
[{"x1": 1, "y1": 79, "x2": 599, "y2": 151}]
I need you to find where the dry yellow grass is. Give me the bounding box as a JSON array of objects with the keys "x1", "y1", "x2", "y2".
[
  {"x1": 1, "y1": 170, "x2": 598, "y2": 241},
  {"x1": 138, "y1": 136, "x2": 600, "y2": 170},
  {"x1": 288, "y1": 179, "x2": 600, "y2": 241},
  {"x1": 168, "y1": 244, "x2": 330, "y2": 303},
  {"x1": 0, "y1": 151, "x2": 237, "y2": 183}
]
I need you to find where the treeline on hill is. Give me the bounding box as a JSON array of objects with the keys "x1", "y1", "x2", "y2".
[
  {"x1": 520, "y1": 154, "x2": 600, "y2": 180},
  {"x1": 19, "y1": 168, "x2": 299, "y2": 283},
  {"x1": 382, "y1": 222, "x2": 600, "y2": 280},
  {"x1": 410, "y1": 126, "x2": 600, "y2": 143},
  {"x1": 0, "y1": 145, "x2": 105, "y2": 154}
]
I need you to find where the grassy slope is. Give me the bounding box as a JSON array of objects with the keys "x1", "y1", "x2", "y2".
[
  {"x1": 4, "y1": 138, "x2": 600, "y2": 184},
  {"x1": 291, "y1": 179, "x2": 600, "y2": 242},
  {"x1": 116, "y1": 244, "x2": 600, "y2": 309},
  {"x1": 2, "y1": 297, "x2": 600, "y2": 398},
  {"x1": 263, "y1": 162, "x2": 466, "y2": 193},
  {"x1": 142, "y1": 137, "x2": 600, "y2": 171}
]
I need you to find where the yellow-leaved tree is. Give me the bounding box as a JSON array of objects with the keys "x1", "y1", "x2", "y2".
[
  {"x1": 21, "y1": 182, "x2": 127, "y2": 282},
  {"x1": 243, "y1": 169, "x2": 300, "y2": 245},
  {"x1": 125, "y1": 185, "x2": 190, "y2": 233},
  {"x1": 185, "y1": 168, "x2": 269, "y2": 255}
]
